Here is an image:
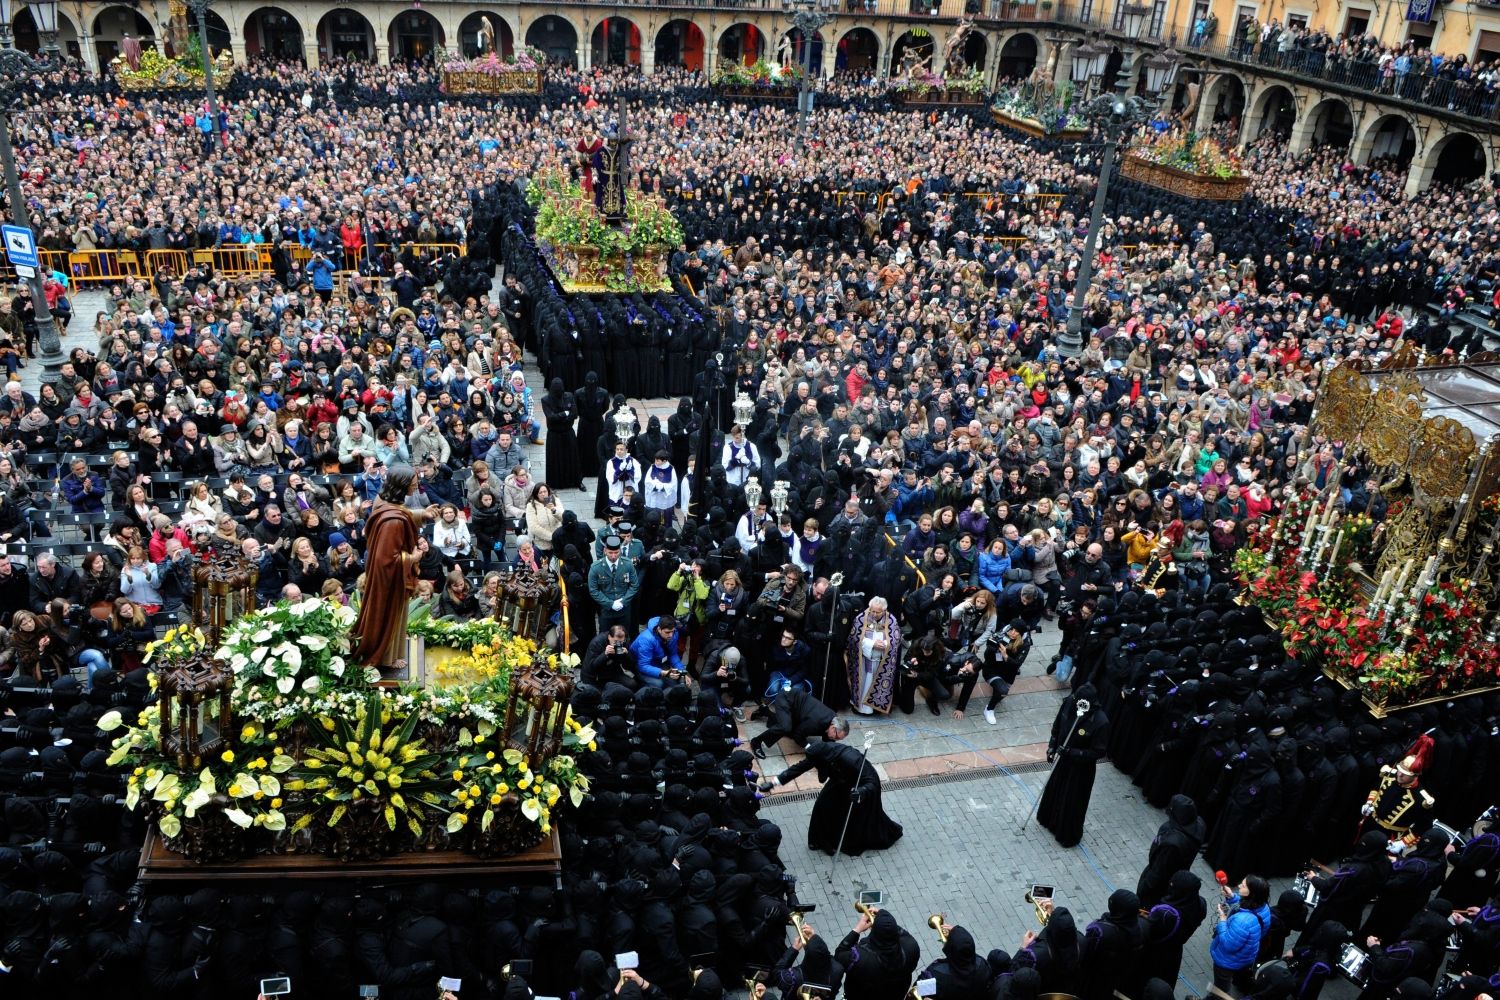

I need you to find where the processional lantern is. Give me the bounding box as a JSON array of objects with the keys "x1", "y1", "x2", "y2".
[
  {"x1": 191, "y1": 552, "x2": 258, "y2": 646},
  {"x1": 157, "y1": 653, "x2": 235, "y2": 770},
  {"x1": 501, "y1": 657, "x2": 576, "y2": 770}
]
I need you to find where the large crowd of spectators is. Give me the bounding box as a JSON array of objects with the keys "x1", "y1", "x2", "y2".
[{"x1": 0, "y1": 50, "x2": 1495, "y2": 996}]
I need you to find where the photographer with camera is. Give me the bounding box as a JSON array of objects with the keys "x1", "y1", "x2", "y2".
[
  {"x1": 630, "y1": 615, "x2": 688, "y2": 689},
  {"x1": 582, "y1": 623, "x2": 639, "y2": 691}
]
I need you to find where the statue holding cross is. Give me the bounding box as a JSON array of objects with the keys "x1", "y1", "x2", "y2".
[{"x1": 600, "y1": 97, "x2": 632, "y2": 226}]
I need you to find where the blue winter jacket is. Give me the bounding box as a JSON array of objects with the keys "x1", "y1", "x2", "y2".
[{"x1": 1209, "y1": 900, "x2": 1270, "y2": 970}]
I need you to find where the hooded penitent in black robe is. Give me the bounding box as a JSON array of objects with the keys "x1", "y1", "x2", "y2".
[
  {"x1": 834, "y1": 910, "x2": 921, "y2": 1000},
  {"x1": 576, "y1": 372, "x2": 610, "y2": 481},
  {"x1": 542, "y1": 378, "x2": 582, "y2": 490},
  {"x1": 775, "y1": 740, "x2": 902, "y2": 856},
  {"x1": 1137, "y1": 870, "x2": 1207, "y2": 991},
  {"x1": 1204, "y1": 736, "x2": 1283, "y2": 884},
  {"x1": 668, "y1": 397, "x2": 699, "y2": 475},
  {"x1": 1136, "y1": 794, "x2": 1207, "y2": 907},
  {"x1": 920, "y1": 924, "x2": 993, "y2": 1000},
  {"x1": 1037, "y1": 685, "x2": 1110, "y2": 848}
]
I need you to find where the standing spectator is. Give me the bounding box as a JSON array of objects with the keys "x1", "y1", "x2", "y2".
[{"x1": 1210, "y1": 875, "x2": 1272, "y2": 996}]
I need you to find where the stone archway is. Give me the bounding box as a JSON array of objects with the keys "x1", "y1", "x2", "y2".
[
  {"x1": 1424, "y1": 132, "x2": 1488, "y2": 189},
  {"x1": 457, "y1": 12, "x2": 514, "y2": 59},
  {"x1": 1353, "y1": 113, "x2": 1418, "y2": 167},
  {"x1": 890, "y1": 28, "x2": 935, "y2": 75},
  {"x1": 996, "y1": 32, "x2": 1037, "y2": 82},
  {"x1": 388, "y1": 9, "x2": 442, "y2": 63},
  {"x1": 655, "y1": 19, "x2": 705, "y2": 72},
  {"x1": 1303, "y1": 97, "x2": 1355, "y2": 150},
  {"x1": 960, "y1": 30, "x2": 987, "y2": 74},
  {"x1": 836, "y1": 26, "x2": 879, "y2": 74},
  {"x1": 1247, "y1": 83, "x2": 1296, "y2": 141},
  {"x1": 591, "y1": 15, "x2": 641, "y2": 67},
  {"x1": 317, "y1": 8, "x2": 375, "y2": 62},
  {"x1": 244, "y1": 7, "x2": 304, "y2": 62},
  {"x1": 92, "y1": 4, "x2": 157, "y2": 68},
  {"x1": 13, "y1": 6, "x2": 81, "y2": 61},
  {"x1": 525, "y1": 15, "x2": 579, "y2": 68},
  {"x1": 781, "y1": 27, "x2": 825, "y2": 77},
  {"x1": 1199, "y1": 72, "x2": 1246, "y2": 128},
  {"x1": 716, "y1": 22, "x2": 764, "y2": 66}
]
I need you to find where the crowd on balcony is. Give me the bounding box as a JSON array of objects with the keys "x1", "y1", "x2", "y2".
[
  {"x1": 0, "y1": 52, "x2": 1496, "y2": 996},
  {"x1": 1221, "y1": 15, "x2": 1500, "y2": 118}
]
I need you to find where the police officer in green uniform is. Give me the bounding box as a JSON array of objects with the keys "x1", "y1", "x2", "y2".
[{"x1": 589, "y1": 534, "x2": 640, "y2": 634}]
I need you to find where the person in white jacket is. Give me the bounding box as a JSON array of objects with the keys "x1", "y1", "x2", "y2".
[
  {"x1": 603, "y1": 439, "x2": 640, "y2": 505},
  {"x1": 720, "y1": 424, "x2": 759, "y2": 487},
  {"x1": 431, "y1": 503, "x2": 473, "y2": 559},
  {"x1": 641, "y1": 450, "x2": 679, "y2": 526}
]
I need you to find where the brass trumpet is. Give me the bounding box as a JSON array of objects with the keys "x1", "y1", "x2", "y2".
[
  {"x1": 854, "y1": 900, "x2": 877, "y2": 918},
  {"x1": 1024, "y1": 891, "x2": 1052, "y2": 926},
  {"x1": 790, "y1": 911, "x2": 813, "y2": 943},
  {"x1": 928, "y1": 914, "x2": 949, "y2": 944}
]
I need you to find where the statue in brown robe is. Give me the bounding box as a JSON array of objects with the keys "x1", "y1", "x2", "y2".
[{"x1": 351, "y1": 466, "x2": 436, "y2": 669}]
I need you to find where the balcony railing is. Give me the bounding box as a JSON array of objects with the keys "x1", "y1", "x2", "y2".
[{"x1": 507, "y1": 0, "x2": 1500, "y2": 122}]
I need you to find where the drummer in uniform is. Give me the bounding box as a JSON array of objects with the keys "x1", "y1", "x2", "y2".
[{"x1": 1363, "y1": 734, "x2": 1436, "y2": 852}]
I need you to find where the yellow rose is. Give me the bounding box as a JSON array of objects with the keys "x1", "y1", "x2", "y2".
[
  {"x1": 468, "y1": 785, "x2": 481, "y2": 798},
  {"x1": 497, "y1": 783, "x2": 509, "y2": 794},
  {"x1": 221, "y1": 750, "x2": 235, "y2": 763},
  {"x1": 486, "y1": 751, "x2": 495, "y2": 760},
  {"x1": 490, "y1": 793, "x2": 502, "y2": 805},
  {"x1": 452, "y1": 770, "x2": 464, "y2": 781},
  {"x1": 271, "y1": 798, "x2": 283, "y2": 809}
]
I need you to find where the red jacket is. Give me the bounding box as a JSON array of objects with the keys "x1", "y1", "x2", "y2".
[
  {"x1": 304, "y1": 398, "x2": 339, "y2": 431},
  {"x1": 340, "y1": 221, "x2": 364, "y2": 253}
]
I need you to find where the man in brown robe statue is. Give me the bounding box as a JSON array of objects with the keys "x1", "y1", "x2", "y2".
[{"x1": 351, "y1": 465, "x2": 437, "y2": 672}]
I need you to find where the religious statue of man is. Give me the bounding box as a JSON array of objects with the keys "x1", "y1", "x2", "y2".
[
  {"x1": 576, "y1": 126, "x2": 606, "y2": 207},
  {"x1": 351, "y1": 465, "x2": 438, "y2": 671},
  {"x1": 121, "y1": 33, "x2": 142, "y2": 72}
]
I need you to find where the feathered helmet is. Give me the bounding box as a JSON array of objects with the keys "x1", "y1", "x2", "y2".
[{"x1": 1396, "y1": 733, "x2": 1434, "y2": 778}]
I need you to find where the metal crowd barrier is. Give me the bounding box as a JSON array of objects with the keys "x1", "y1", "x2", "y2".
[{"x1": 0, "y1": 243, "x2": 466, "y2": 287}]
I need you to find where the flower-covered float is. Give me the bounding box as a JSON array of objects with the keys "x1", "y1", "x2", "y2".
[{"x1": 103, "y1": 598, "x2": 592, "y2": 866}]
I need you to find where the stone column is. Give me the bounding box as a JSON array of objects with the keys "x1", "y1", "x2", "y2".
[
  {"x1": 303, "y1": 37, "x2": 320, "y2": 69},
  {"x1": 821, "y1": 37, "x2": 836, "y2": 79},
  {"x1": 79, "y1": 33, "x2": 98, "y2": 74},
  {"x1": 375, "y1": 41, "x2": 389, "y2": 65}
]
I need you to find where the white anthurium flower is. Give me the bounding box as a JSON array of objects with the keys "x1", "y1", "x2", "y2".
[
  {"x1": 262, "y1": 662, "x2": 280, "y2": 679},
  {"x1": 230, "y1": 774, "x2": 258, "y2": 798},
  {"x1": 328, "y1": 657, "x2": 345, "y2": 678},
  {"x1": 302, "y1": 676, "x2": 323, "y2": 694},
  {"x1": 521, "y1": 798, "x2": 541, "y2": 821},
  {"x1": 365, "y1": 667, "x2": 382, "y2": 683},
  {"x1": 299, "y1": 635, "x2": 329, "y2": 651},
  {"x1": 251, "y1": 646, "x2": 268, "y2": 664},
  {"x1": 261, "y1": 811, "x2": 287, "y2": 832},
  {"x1": 159, "y1": 815, "x2": 182, "y2": 838},
  {"x1": 276, "y1": 674, "x2": 297, "y2": 694},
  {"x1": 96, "y1": 710, "x2": 123, "y2": 732},
  {"x1": 182, "y1": 786, "x2": 212, "y2": 818},
  {"x1": 124, "y1": 785, "x2": 140, "y2": 810},
  {"x1": 273, "y1": 643, "x2": 303, "y2": 671},
  {"x1": 258, "y1": 775, "x2": 281, "y2": 797},
  {"x1": 223, "y1": 808, "x2": 253, "y2": 829},
  {"x1": 252, "y1": 628, "x2": 274, "y2": 643},
  {"x1": 292, "y1": 598, "x2": 321, "y2": 616},
  {"x1": 230, "y1": 653, "x2": 250, "y2": 673},
  {"x1": 198, "y1": 769, "x2": 216, "y2": 794}
]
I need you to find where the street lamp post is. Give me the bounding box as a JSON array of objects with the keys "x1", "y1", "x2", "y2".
[
  {"x1": 184, "y1": 0, "x2": 222, "y2": 149},
  {"x1": 0, "y1": 0, "x2": 62, "y2": 385},
  {"x1": 1060, "y1": 93, "x2": 1150, "y2": 357},
  {"x1": 785, "y1": 0, "x2": 832, "y2": 153}
]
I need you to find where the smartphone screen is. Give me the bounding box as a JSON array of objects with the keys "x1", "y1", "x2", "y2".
[
  {"x1": 1030, "y1": 885, "x2": 1055, "y2": 901},
  {"x1": 857, "y1": 890, "x2": 883, "y2": 907}
]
